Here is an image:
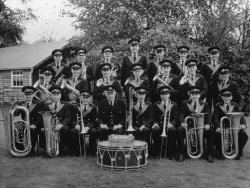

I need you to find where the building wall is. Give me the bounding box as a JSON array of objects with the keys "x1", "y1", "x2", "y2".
[{"x1": 0, "y1": 69, "x2": 31, "y2": 103}]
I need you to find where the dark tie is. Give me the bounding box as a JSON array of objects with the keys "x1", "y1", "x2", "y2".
[
  {"x1": 133, "y1": 53, "x2": 136, "y2": 61},
  {"x1": 106, "y1": 78, "x2": 109, "y2": 84},
  {"x1": 54, "y1": 103, "x2": 57, "y2": 111},
  {"x1": 158, "y1": 58, "x2": 161, "y2": 63},
  {"x1": 226, "y1": 104, "x2": 230, "y2": 112},
  {"x1": 110, "y1": 102, "x2": 113, "y2": 107},
  {"x1": 83, "y1": 106, "x2": 87, "y2": 112},
  {"x1": 194, "y1": 102, "x2": 197, "y2": 111},
  {"x1": 27, "y1": 103, "x2": 30, "y2": 109},
  {"x1": 44, "y1": 83, "x2": 48, "y2": 88},
  {"x1": 139, "y1": 103, "x2": 142, "y2": 111},
  {"x1": 213, "y1": 61, "x2": 216, "y2": 67},
  {"x1": 73, "y1": 77, "x2": 76, "y2": 83},
  {"x1": 56, "y1": 63, "x2": 59, "y2": 69},
  {"x1": 136, "y1": 78, "x2": 139, "y2": 82},
  {"x1": 163, "y1": 103, "x2": 166, "y2": 110}
]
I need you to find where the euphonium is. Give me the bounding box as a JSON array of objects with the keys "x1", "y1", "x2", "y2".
[
  {"x1": 126, "y1": 87, "x2": 135, "y2": 132},
  {"x1": 1, "y1": 106, "x2": 32, "y2": 157},
  {"x1": 220, "y1": 112, "x2": 243, "y2": 159},
  {"x1": 185, "y1": 113, "x2": 205, "y2": 159},
  {"x1": 40, "y1": 111, "x2": 60, "y2": 157}
]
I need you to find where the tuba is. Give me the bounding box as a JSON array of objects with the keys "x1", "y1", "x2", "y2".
[
  {"x1": 40, "y1": 111, "x2": 60, "y2": 157},
  {"x1": 1, "y1": 106, "x2": 32, "y2": 157},
  {"x1": 185, "y1": 113, "x2": 205, "y2": 159},
  {"x1": 220, "y1": 112, "x2": 243, "y2": 159},
  {"x1": 126, "y1": 87, "x2": 135, "y2": 132}
]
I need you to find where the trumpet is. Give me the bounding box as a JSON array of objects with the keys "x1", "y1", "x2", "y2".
[
  {"x1": 1, "y1": 106, "x2": 32, "y2": 157},
  {"x1": 185, "y1": 113, "x2": 205, "y2": 159},
  {"x1": 40, "y1": 111, "x2": 60, "y2": 157},
  {"x1": 56, "y1": 74, "x2": 65, "y2": 85},
  {"x1": 153, "y1": 75, "x2": 174, "y2": 90},
  {"x1": 34, "y1": 84, "x2": 53, "y2": 104},
  {"x1": 124, "y1": 77, "x2": 139, "y2": 89},
  {"x1": 126, "y1": 87, "x2": 135, "y2": 132},
  {"x1": 220, "y1": 112, "x2": 243, "y2": 159}
]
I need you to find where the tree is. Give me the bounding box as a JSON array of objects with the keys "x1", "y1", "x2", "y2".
[{"x1": 0, "y1": 0, "x2": 36, "y2": 47}]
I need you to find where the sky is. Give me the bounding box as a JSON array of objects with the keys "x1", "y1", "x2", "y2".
[{"x1": 6, "y1": 0, "x2": 80, "y2": 44}]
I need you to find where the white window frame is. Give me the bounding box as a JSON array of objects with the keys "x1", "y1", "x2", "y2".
[{"x1": 11, "y1": 70, "x2": 24, "y2": 88}]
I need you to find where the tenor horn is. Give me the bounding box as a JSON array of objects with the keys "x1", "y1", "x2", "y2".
[
  {"x1": 220, "y1": 112, "x2": 243, "y2": 159},
  {"x1": 185, "y1": 113, "x2": 205, "y2": 159},
  {"x1": 34, "y1": 84, "x2": 53, "y2": 104},
  {"x1": 1, "y1": 106, "x2": 32, "y2": 157}
]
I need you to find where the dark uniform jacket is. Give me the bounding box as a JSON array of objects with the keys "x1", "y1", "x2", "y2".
[
  {"x1": 43, "y1": 101, "x2": 72, "y2": 129},
  {"x1": 152, "y1": 101, "x2": 178, "y2": 127},
  {"x1": 94, "y1": 59, "x2": 121, "y2": 81},
  {"x1": 132, "y1": 102, "x2": 153, "y2": 128},
  {"x1": 79, "y1": 65, "x2": 95, "y2": 91},
  {"x1": 48, "y1": 62, "x2": 71, "y2": 81},
  {"x1": 213, "y1": 102, "x2": 246, "y2": 130},
  {"x1": 125, "y1": 76, "x2": 150, "y2": 93},
  {"x1": 179, "y1": 100, "x2": 211, "y2": 126},
  {"x1": 121, "y1": 54, "x2": 148, "y2": 86},
  {"x1": 98, "y1": 99, "x2": 126, "y2": 128},
  {"x1": 171, "y1": 60, "x2": 184, "y2": 77},
  {"x1": 147, "y1": 60, "x2": 160, "y2": 87}
]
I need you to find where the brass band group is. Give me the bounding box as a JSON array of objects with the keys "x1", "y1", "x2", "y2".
[{"x1": 5, "y1": 38, "x2": 249, "y2": 163}]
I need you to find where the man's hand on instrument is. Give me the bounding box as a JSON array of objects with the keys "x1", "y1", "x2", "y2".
[
  {"x1": 216, "y1": 128, "x2": 221, "y2": 133},
  {"x1": 152, "y1": 123, "x2": 159, "y2": 129},
  {"x1": 181, "y1": 123, "x2": 186, "y2": 129},
  {"x1": 139, "y1": 125, "x2": 145, "y2": 132},
  {"x1": 113, "y1": 125, "x2": 118, "y2": 131},
  {"x1": 30, "y1": 124, "x2": 36, "y2": 129},
  {"x1": 167, "y1": 122, "x2": 173, "y2": 129},
  {"x1": 117, "y1": 124, "x2": 123, "y2": 129},
  {"x1": 240, "y1": 124, "x2": 247, "y2": 130},
  {"x1": 75, "y1": 124, "x2": 81, "y2": 130},
  {"x1": 55, "y1": 123, "x2": 64, "y2": 131},
  {"x1": 85, "y1": 126, "x2": 90, "y2": 132},
  {"x1": 204, "y1": 124, "x2": 210, "y2": 130},
  {"x1": 100, "y1": 124, "x2": 108, "y2": 130}
]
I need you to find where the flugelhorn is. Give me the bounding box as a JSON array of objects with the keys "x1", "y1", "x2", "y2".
[
  {"x1": 220, "y1": 112, "x2": 243, "y2": 159},
  {"x1": 184, "y1": 113, "x2": 205, "y2": 159},
  {"x1": 1, "y1": 106, "x2": 32, "y2": 157}
]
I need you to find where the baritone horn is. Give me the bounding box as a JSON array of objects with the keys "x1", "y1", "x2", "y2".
[
  {"x1": 1, "y1": 106, "x2": 32, "y2": 157},
  {"x1": 40, "y1": 111, "x2": 60, "y2": 157},
  {"x1": 220, "y1": 112, "x2": 243, "y2": 159},
  {"x1": 185, "y1": 113, "x2": 205, "y2": 159}
]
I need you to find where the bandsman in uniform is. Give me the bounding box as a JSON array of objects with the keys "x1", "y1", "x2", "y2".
[
  {"x1": 75, "y1": 48, "x2": 94, "y2": 91},
  {"x1": 179, "y1": 59, "x2": 207, "y2": 101},
  {"x1": 178, "y1": 86, "x2": 215, "y2": 162},
  {"x1": 35, "y1": 67, "x2": 56, "y2": 90},
  {"x1": 131, "y1": 86, "x2": 153, "y2": 147},
  {"x1": 213, "y1": 88, "x2": 248, "y2": 160},
  {"x1": 43, "y1": 86, "x2": 72, "y2": 156},
  {"x1": 21, "y1": 86, "x2": 44, "y2": 154},
  {"x1": 152, "y1": 59, "x2": 179, "y2": 104},
  {"x1": 47, "y1": 49, "x2": 71, "y2": 83},
  {"x1": 95, "y1": 45, "x2": 121, "y2": 81},
  {"x1": 171, "y1": 46, "x2": 189, "y2": 77},
  {"x1": 97, "y1": 85, "x2": 126, "y2": 141},
  {"x1": 121, "y1": 38, "x2": 148, "y2": 86},
  {"x1": 152, "y1": 86, "x2": 178, "y2": 159},
  {"x1": 93, "y1": 63, "x2": 121, "y2": 104},
  {"x1": 71, "y1": 89, "x2": 98, "y2": 156},
  {"x1": 200, "y1": 46, "x2": 224, "y2": 109}
]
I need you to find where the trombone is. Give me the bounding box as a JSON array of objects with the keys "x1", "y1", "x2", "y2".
[{"x1": 126, "y1": 87, "x2": 135, "y2": 132}]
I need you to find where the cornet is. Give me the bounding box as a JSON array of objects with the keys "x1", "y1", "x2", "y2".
[{"x1": 220, "y1": 112, "x2": 243, "y2": 159}]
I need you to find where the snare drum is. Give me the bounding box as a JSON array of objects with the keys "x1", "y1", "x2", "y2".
[{"x1": 97, "y1": 140, "x2": 148, "y2": 170}]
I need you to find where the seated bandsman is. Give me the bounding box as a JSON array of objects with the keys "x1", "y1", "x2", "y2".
[
  {"x1": 75, "y1": 48, "x2": 94, "y2": 91},
  {"x1": 178, "y1": 86, "x2": 215, "y2": 162},
  {"x1": 97, "y1": 85, "x2": 126, "y2": 141},
  {"x1": 179, "y1": 59, "x2": 207, "y2": 101},
  {"x1": 43, "y1": 86, "x2": 72, "y2": 156},
  {"x1": 93, "y1": 63, "x2": 121, "y2": 104},
  {"x1": 131, "y1": 86, "x2": 153, "y2": 147},
  {"x1": 47, "y1": 49, "x2": 71, "y2": 83},
  {"x1": 21, "y1": 86, "x2": 44, "y2": 154},
  {"x1": 71, "y1": 89, "x2": 98, "y2": 156},
  {"x1": 213, "y1": 88, "x2": 248, "y2": 160},
  {"x1": 152, "y1": 85, "x2": 178, "y2": 159},
  {"x1": 152, "y1": 59, "x2": 179, "y2": 104},
  {"x1": 124, "y1": 63, "x2": 150, "y2": 104},
  {"x1": 62, "y1": 62, "x2": 88, "y2": 103},
  {"x1": 95, "y1": 45, "x2": 121, "y2": 81}
]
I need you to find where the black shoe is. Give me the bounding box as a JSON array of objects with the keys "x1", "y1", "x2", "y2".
[
  {"x1": 207, "y1": 155, "x2": 214, "y2": 163},
  {"x1": 168, "y1": 155, "x2": 174, "y2": 160},
  {"x1": 234, "y1": 155, "x2": 241, "y2": 160},
  {"x1": 176, "y1": 154, "x2": 184, "y2": 162},
  {"x1": 154, "y1": 155, "x2": 160, "y2": 159}
]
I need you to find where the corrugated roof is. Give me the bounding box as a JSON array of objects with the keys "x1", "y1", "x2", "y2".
[{"x1": 0, "y1": 40, "x2": 68, "y2": 70}]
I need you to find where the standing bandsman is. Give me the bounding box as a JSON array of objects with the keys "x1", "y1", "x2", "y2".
[
  {"x1": 148, "y1": 45, "x2": 166, "y2": 87},
  {"x1": 200, "y1": 46, "x2": 223, "y2": 109},
  {"x1": 43, "y1": 86, "x2": 72, "y2": 156},
  {"x1": 152, "y1": 59, "x2": 179, "y2": 104},
  {"x1": 71, "y1": 89, "x2": 98, "y2": 156},
  {"x1": 97, "y1": 85, "x2": 126, "y2": 141},
  {"x1": 62, "y1": 62, "x2": 88, "y2": 103},
  {"x1": 95, "y1": 46, "x2": 121, "y2": 81},
  {"x1": 121, "y1": 38, "x2": 148, "y2": 86},
  {"x1": 75, "y1": 48, "x2": 94, "y2": 91},
  {"x1": 213, "y1": 88, "x2": 248, "y2": 160},
  {"x1": 179, "y1": 59, "x2": 207, "y2": 101},
  {"x1": 21, "y1": 86, "x2": 44, "y2": 154},
  {"x1": 171, "y1": 46, "x2": 189, "y2": 77},
  {"x1": 152, "y1": 86, "x2": 178, "y2": 159},
  {"x1": 178, "y1": 86, "x2": 215, "y2": 162},
  {"x1": 93, "y1": 63, "x2": 122, "y2": 104},
  {"x1": 47, "y1": 49, "x2": 71, "y2": 83},
  {"x1": 131, "y1": 87, "x2": 153, "y2": 147}
]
